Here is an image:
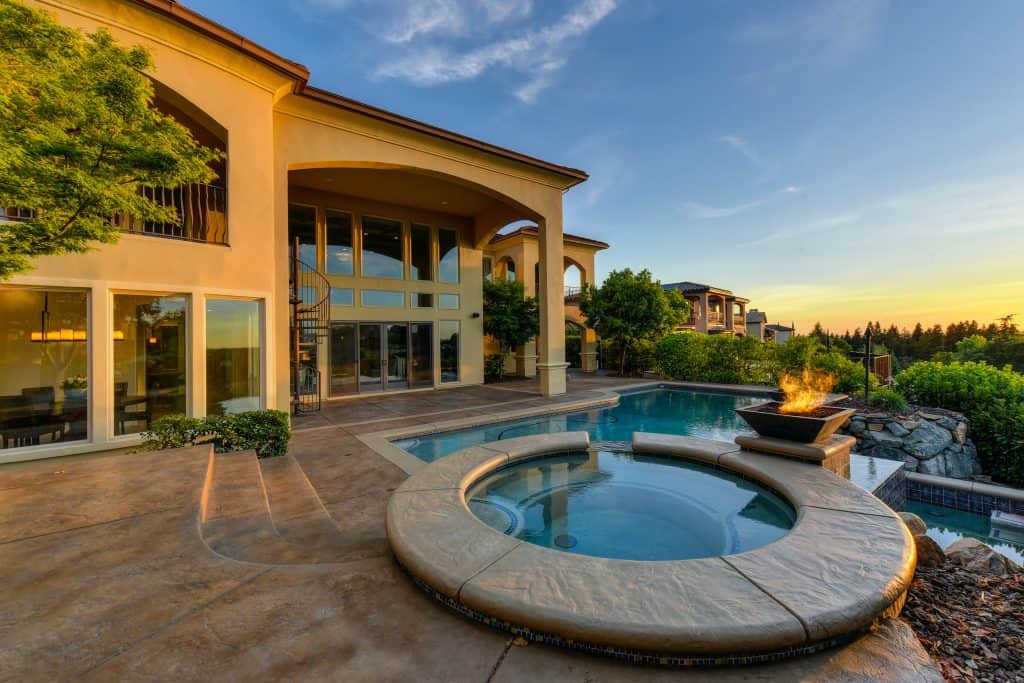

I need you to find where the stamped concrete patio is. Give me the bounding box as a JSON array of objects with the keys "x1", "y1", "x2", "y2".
[{"x1": 0, "y1": 376, "x2": 943, "y2": 681}]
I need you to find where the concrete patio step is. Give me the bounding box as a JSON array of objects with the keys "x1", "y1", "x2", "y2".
[{"x1": 199, "y1": 450, "x2": 325, "y2": 565}]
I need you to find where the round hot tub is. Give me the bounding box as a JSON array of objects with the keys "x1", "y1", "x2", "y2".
[{"x1": 466, "y1": 451, "x2": 794, "y2": 561}]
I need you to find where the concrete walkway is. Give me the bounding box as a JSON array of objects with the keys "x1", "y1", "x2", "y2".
[{"x1": 0, "y1": 378, "x2": 943, "y2": 681}]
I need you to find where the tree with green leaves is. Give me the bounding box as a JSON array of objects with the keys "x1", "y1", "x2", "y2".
[
  {"x1": 482, "y1": 276, "x2": 540, "y2": 380},
  {"x1": 0, "y1": 0, "x2": 221, "y2": 278},
  {"x1": 578, "y1": 268, "x2": 690, "y2": 376}
]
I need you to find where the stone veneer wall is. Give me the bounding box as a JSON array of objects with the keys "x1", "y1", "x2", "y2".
[{"x1": 839, "y1": 409, "x2": 980, "y2": 480}]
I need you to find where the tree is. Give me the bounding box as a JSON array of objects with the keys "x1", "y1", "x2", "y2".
[
  {"x1": 578, "y1": 268, "x2": 690, "y2": 376},
  {"x1": 482, "y1": 277, "x2": 539, "y2": 380},
  {"x1": 0, "y1": 0, "x2": 221, "y2": 278}
]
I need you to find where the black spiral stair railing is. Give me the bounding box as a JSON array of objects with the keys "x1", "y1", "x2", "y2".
[{"x1": 289, "y1": 237, "x2": 331, "y2": 414}]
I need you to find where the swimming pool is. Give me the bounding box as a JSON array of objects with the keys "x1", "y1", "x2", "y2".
[
  {"x1": 466, "y1": 450, "x2": 795, "y2": 561},
  {"x1": 395, "y1": 387, "x2": 763, "y2": 462},
  {"x1": 906, "y1": 501, "x2": 1024, "y2": 564}
]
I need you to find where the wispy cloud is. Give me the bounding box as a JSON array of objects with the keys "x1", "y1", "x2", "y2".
[
  {"x1": 683, "y1": 186, "x2": 802, "y2": 220},
  {"x1": 374, "y1": 0, "x2": 618, "y2": 102},
  {"x1": 740, "y1": 211, "x2": 860, "y2": 247},
  {"x1": 719, "y1": 134, "x2": 766, "y2": 169},
  {"x1": 735, "y1": 0, "x2": 885, "y2": 78}
]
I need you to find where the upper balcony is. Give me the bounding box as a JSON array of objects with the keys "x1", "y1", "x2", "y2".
[{"x1": 113, "y1": 183, "x2": 228, "y2": 245}]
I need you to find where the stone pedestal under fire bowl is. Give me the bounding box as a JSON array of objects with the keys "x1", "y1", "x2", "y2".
[{"x1": 736, "y1": 401, "x2": 856, "y2": 444}]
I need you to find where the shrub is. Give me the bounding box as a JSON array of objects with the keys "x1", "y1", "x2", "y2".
[
  {"x1": 655, "y1": 333, "x2": 772, "y2": 385},
  {"x1": 484, "y1": 354, "x2": 505, "y2": 383},
  {"x1": 868, "y1": 387, "x2": 908, "y2": 411},
  {"x1": 897, "y1": 361, "x2": 1024, "y2": 486},
  {"x1": 603, "y1": 337, "x2": 657, "y2": 376},
  {"x1": 140, "y1": 410, "x2": 291, "y2": 458}
]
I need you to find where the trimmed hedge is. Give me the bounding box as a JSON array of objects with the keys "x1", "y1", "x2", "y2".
[
  {"x1": 139, "y1": 410, "x2": 291, "y2": 458},
  {"x1": 897, "y1": 362, "x2": 1024, "y2": 487}
]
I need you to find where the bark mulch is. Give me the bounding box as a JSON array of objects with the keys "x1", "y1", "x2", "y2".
[{"x1": 903, "y1": 565, "x2": 1024, "y2": 682}]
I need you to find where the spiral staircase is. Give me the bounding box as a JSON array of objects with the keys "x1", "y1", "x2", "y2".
[{"x1": 289, "y1": 238, "x2": 330, "y2": 414}]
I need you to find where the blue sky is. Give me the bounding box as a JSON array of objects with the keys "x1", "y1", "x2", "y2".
[{"x1": 187, "y1": 0, "x2": 1024, "y2": 332}]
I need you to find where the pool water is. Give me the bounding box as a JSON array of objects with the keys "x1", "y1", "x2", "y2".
[
  {"x1": 396, "y1": 388, "x2": 762, "y2": 462},
  {"x1": 466, "y1": 450, "x2": 795, "y2": 561},
  {"x1": 906, "y1": 502, "x2": 1024, "y2": 565}
]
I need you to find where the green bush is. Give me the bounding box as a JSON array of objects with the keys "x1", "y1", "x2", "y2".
[
  {"x1": 140, "y1": 410, "x2": 291, "y2": 458},
  {"x1": 868, "y1": 387, "x2": 908, "y2": 411},
  {"x1": 655, "y1": 333, "x2": 772, "y2": 384},
  {"x1": 897, "y1": 361, "x2": 1024, "y2": 487},
  {"x1": 484, "y1": 353, "x2": 506, "y2": 383},
  {"x1": 602, "y1": 337, "x2": 657, "y2": 376}
]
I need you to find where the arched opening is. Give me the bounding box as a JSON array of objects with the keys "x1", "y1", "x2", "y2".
[
  {"x1": 564, "y1": 263, "x2": 583, "y2": 298},
  {"x1": 495, "y1": 257, "x2": 516, "y2": 282}
]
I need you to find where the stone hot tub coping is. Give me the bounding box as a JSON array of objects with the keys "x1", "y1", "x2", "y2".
[{"x1": 385, "y1": 432, "x2": 917, "y2": 665}]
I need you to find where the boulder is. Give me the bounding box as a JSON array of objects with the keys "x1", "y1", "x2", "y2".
[
  {"x1": 899, "y1": 511, "x2": 928, "y2": 536},
  {"x1": 869, "y1": 430, "x2": 904, "y2": 446},
  {"x1": 848, "y1": 419, "x2": 866, "y2": 436},
  {"x1": 913, "y1": 534, "x2": 946, "y2": 567},
  {"x1": 953, "y1": 421, "x2": 968, "y2": 444},
  {"x1": 936, "y1": 415, "x2": 959, "y2": 431},
  {"x1": 902, "y1": 419, "x2": 952, "y2": 460},
  {"x1": 945, "y1": 537, "x2": 1021, "y2": 576},
  {"x1": 887, "y1": 421, "x2": 911, "y2": 437}
]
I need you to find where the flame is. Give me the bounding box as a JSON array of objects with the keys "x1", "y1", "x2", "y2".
[{"x1": 778, "y1": 369, "x2": 835, "y2": 414}]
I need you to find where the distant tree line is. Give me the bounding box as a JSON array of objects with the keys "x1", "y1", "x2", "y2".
[{"x1": 808, "y1": 316, "x2": 1024, "y2": 372}]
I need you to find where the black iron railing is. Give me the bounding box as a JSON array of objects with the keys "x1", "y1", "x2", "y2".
[
  {"x1": 114, "y1": 183, "x2": 228, "y2": 245},
  {"x1": 289, "y1": 237, "x2": 331, "y2": 414}
]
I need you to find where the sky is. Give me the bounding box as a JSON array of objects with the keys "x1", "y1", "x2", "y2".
[{"x1": 186, "y1": 0, "x2": 1024, "y2": 334}]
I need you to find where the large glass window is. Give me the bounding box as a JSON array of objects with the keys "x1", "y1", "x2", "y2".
[
  {"x1": 0, "y1": 287, "x2": 89, "y2": 449},
  {"x1": 438, "y1": 294, "x2": 460, "y2": 310},
  {"x1": 410, "y1": 223, "x2": 432, "y2": 281},
  {"x1": 361, "y1": 290, "x2": 405, "y2": 307},
  {"x1": 113, "y1": 294, "x2": 187, "y2": 435},
  {"x1": 411, "y1": 293, "x2": 433, "y2": 308},
  {"x1": 206, "y1": 299, "x2": 261, "y2": 416},
  {"x1": 438, "y1": 228, "x2": 459, "y2": 283},
  {"x1": 288, "y1": 204, "x2": 317, "y2": 268},
  {"x1": 439, "y1": 320, "x2": 460, "y2": 383},
  {"x1": 325, "y1": 210, "x2": 354, "y2": 275},
  {"x1": 482, "y1": 257, "x2": 493, "y2": 281},
  {"x1": 361, "y1": 216, "x2": 403, "y2": 279},
  {"x1": 330, "y1": 322, "x2": 358, "y2": 396},
  {"x1": 331, "y1": 288, "x2": 354, "y2": 307},
  {"x1": 410, "y1": 323, "x2": 433, "y2": 387}
]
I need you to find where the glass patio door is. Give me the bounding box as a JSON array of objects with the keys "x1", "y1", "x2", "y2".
[
  {"x1": 356, "y1": 322, "x2": 412, "y2": 392},
  {"x1": 358, "y1": 324, "x2": 382, "y2": 392},
  {"x1": 385, "y1": 323, "x2": 408, "y2": 390}
]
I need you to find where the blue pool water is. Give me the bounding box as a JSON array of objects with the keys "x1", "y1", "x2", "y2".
[
  {"x1": 906, "y1": 501, "x2": 1024, "y2": 565},
  {"x1": 396, "y1": 388, "x2": 763, "y2": 462},
  {"x1": 466, "y1": 451, "x2": 795, "y2": 561}
]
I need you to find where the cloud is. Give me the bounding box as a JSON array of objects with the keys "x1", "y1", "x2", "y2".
[
  {"x1": 735, "y1": 0, "x2": 884, "y2": 72},
  {"x1": 739, "y1": 212, "x2": 860, "y2": 247},
  {"x1": 375, "y1": 0, "x2": 618, "y2": 102},
  {"x1": 683, "y1": 186, "x2": 803, "y2": 220},
  {"x1": 719, "y1": 135, "x2": 766, "y2": 169}
]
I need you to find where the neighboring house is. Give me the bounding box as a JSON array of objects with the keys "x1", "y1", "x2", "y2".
[
  {"x1": 766, "y1": 323, "x2": 796, "y2": 343},
  {"x1": 483, "y1": 227, "x2": 609, "y2": 374},
  {"x1": 661, "y1": 282, "x2": 749, "y2": 335},
  {"x1": 745, "y1": 309, "x2": 768, "y2": 340},
  {"x1": 0, "y1": 0, "x2": 588, "y2": 463}
]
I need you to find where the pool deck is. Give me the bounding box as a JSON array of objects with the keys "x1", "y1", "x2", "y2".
[{"x1": 0, "y1": 375, "x2": 943, "y2": 681}]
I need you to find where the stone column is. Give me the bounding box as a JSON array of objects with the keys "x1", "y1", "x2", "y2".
[
  {"x1": 696, "y1": 293, "x2": 709, "y2": 333},
  {"x1": 537, "y1": 212, "x2": 567, "y2": 396}
]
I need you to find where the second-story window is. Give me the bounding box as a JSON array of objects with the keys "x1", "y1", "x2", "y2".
[
  {"x1": 325, "y1": 210, "x2": 354, "y2": 275},
  {"x1": 410, "y1": 224, "x2": 431, "y2": 281},
  {"x1": 438, "y1": 227, "x2": 459, "y2": 283},
  {"x1": 361, "y1": 216, "x2": 403, "y2": 279},
  {"x1": 288, "y1": 204, "x2": 317, "y2": 267}
]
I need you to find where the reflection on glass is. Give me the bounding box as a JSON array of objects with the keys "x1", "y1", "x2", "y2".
[
  {"x1": 330, "y1": 322, "x2": 357, "y2": 395},
  {"x1": 410, "y1": 224, "x2": 431, "y2": 281},
  {"x1": 359, "y1": 324, "x2": 382, "y2": 391},
  {"x1": 113, "y1": 294, "x2": 187, "y2": 435},
  {"x1": 325, "y1": 210, "x2": 354, "y2": 275},
  {"x1": 438, "y1": 294, "x2": 459, "y2": 310},
  {"x1": 361, "y1": 290, "x2": 404, "y2": 307},
  {"x1": 438, "y1": 228, "x2": 459, "y2": 283},
  {"x1": 0, "y1": 287, "x2": 89, "y2": 449},
  {"x1": 410, "y1": 323, "x2": 433, "y2": 387},
  {"x1": 483, "y1": 257, "x2": 493, "y2": 281},
  {"x1": 361, "y1": 216, "x2": 403, "y2": 279},
  {"x1": 330, "y1": 288, "x2": 354, "y2": 307},
  {"x1": 411, "y1": 293, "x2": 433, "y2": 308},
  {"x1": 440, "y1": 320, "x2": 459, "y2": 383},
  {"x1": 206, "y1": 299, "x2": 261, "y2": 415},
  {"x1": 288, "y1": 204, "x2": 317, "y2": 268},
  {"x1": 386, "y1": 323, "x2": 408, "y2": 389}
]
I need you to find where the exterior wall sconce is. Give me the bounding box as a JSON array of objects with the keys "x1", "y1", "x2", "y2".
[{"x1": 471, "y1": 312, "x2": 481, "y2": 318}]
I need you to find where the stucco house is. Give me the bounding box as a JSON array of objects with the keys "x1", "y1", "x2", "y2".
[
  {"x1": 0, "y1": 0, "x2": 592, "y2": 463},
  {"x1": 662, "y1": 282, "x2": 749, "y2": 336}
]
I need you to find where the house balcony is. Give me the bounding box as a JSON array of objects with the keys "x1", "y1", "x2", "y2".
[
  {"x1": 113, "y1": 183, "x2": 228, "y2": 245},
  {"x1": 564, "y1": 285, "x2": 582, "y2": 303}
]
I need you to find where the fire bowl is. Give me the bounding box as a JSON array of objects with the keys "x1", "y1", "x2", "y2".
[{"x1": 736, "y1": 401, "x2": 856, "y2": 444}]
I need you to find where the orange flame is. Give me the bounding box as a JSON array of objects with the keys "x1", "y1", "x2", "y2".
[{"x1": 778, "y1": 369, "x2": 835, "y2": 414}]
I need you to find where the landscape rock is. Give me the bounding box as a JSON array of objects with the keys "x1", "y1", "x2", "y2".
[
  {"x1": 848, "y1": 419, "x2": 866, "y2": 436},
  {"x1": 902, "y1": 419, "x2": 952, "y2": 460},
  {"x1": 886, "y1": 421, "x2": 911, "y2": 437},
  {"x1": 945, "y1": 538, "x2": 1020, "y2": 576},
  {"x1": 935, "y1": 415, "x2": 958, "y2": 431},
  {"x1": 913, "y1": 534, "x2": 946, "y2": 567},
  {"x1": 898, "y1": 511, "x2": 928, "y2": 536},
  {"x1": 953, "y1": 421, "x2": 967, "y2": 444}
]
